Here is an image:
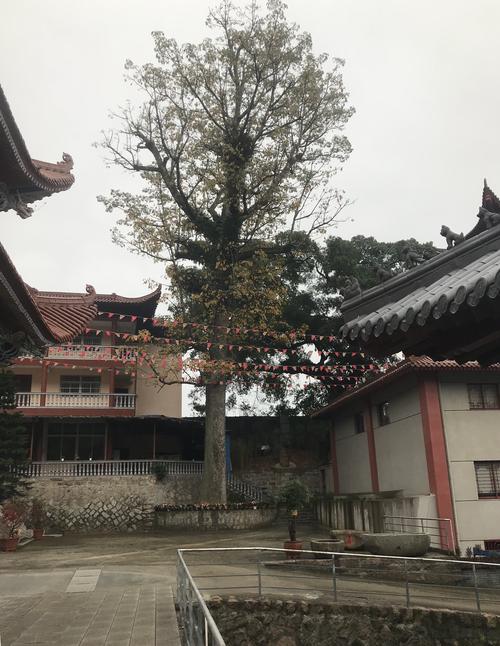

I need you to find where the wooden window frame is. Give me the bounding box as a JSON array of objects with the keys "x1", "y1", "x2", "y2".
[
  {"x1": 468, "y1": 383, "x2": 500, "y2": 410},
  {"x1": 475, "y1": 461, "x2": 500, "y2": 498}
]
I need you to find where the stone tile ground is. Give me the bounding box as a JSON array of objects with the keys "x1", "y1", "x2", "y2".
[{"x1": 0, "y1": 585, "x2": 179, "y2": 646}]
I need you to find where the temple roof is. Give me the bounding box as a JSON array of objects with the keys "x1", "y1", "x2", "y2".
[
  {"x1": 340, "y1": 181, "x2": 500, "y2": 364},
  {"x1": 0, "y1": 84, "x2": 74, "y2": 217},
  {"x1": 0, "y1": 243, "x2": 97, "y2": 348},
  {"x1": 313, "y1": 356, "x2": 500, "y2": 417},
  {"x1": 30, "y1": 285, "x2": 162, "y2": 318}
]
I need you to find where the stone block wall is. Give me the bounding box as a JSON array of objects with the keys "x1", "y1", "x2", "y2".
[
  {"x1": 208, "y1": 597, "x2": 500, "y2": 646},
  {"x1": 155, "y1": 507, "x2": 277, "y2": 531},
  {"x1": 28, "y1": 475, "x2": 201, "y2": 532},
  {"x1": 236, "y1": 467, "x2": 320, "y2": 498}
]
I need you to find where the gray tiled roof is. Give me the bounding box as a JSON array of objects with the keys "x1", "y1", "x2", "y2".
[{"x1": 341, "y1": 247, "x2": 500, "y2": 343}]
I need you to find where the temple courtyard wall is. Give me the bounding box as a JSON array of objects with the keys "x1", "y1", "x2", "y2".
[{"x1": 27, "y1": 475, "x2": 202, "y2": 532}]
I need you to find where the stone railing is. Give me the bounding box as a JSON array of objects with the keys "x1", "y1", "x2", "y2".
[
  {"x1": 22, "y1": 459, "x2": 204, "y2": 478},
  {"x1": 46, "y1": 344, "x2": 138, "y2": 361},
  {"x1": 227, "y1": 475, "x2": 267, "y2": 502},
  {"x1": 15, "y1": 392, "x2": 136, "y2": 409}
]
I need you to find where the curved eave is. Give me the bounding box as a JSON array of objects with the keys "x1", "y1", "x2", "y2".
[{"x1": 0, "y1": 85, "x2": 74, "y2": 199}]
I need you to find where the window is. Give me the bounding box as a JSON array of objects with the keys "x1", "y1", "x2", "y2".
[
  {"x1": 468, "y1": 384, "x2": 499, "y2": 409},
  {"x1": 485, "y1": 540, "x2": 500, "y2": 551},
  {"x1": 13, "y1": 374, "x2": 32, "y2": 393},
  {"x1": 60, "y1": 375, "x2": 100, "y2": 394},
  {"x1": 354, "y1": 413, "x2": 365, "y2": 434},
  {"x1": 72, "y1": 332, "x2": 102, "y2": 347},
  {"x1": 46, "y1": 422, "x2": 105, "y2": 461},
  {"x1": 377, "y1": 401, "x2": 390, "y2": 426},
  {"x1": 475, "y1": 461, "x2": 500, "y2": 498}
]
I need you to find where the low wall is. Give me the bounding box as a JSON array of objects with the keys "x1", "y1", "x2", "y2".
[
  {"x1": 314, "y1": 494, "x2": 437, "y2": 535},
  {"x1": 155, "y1": 507, "x2": 277, "y2": 531},
  {"x1": 208, "y1": 597, "x2": 500, "y2": 645},
  {"x1": 28, "y1": 475, "x2": 201, "y2": 532}
]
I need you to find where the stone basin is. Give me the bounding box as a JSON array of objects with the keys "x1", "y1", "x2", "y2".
[
  {"x1": 362, "y1": 532, "x2": 431, "y2": 557},
  {"x1": 310, "y1": 539, "x2": 345, "y2": 559},
  {"x1": 330, "y1": 529, "x2": 365, "y2": 550}
]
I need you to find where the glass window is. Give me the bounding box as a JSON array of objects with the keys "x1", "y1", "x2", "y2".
[
  {"x1": 475, "y1": 462, "x2": 500, "y2": 498},
  {"x1": 377, "y1": 401, "x2": 390, "y2": 426},
  {"x1": 72, "y1": 333, "x2": 102, "y2": 347},
  {"x1": 354, "y1": 413, "x2": 365, "y2": 434},
  {"x1": 468, "y1": 384, "x2": 499, "y2": 409},
  {"x1": 45, "y1": 422, "x2": 105, "y2": 460},
  {"x1": 60, "y1": 375, "x2": 100, "y2": 394},
  {"x1": 13, "y1": 374, "x2": 32, "y2": 392}
]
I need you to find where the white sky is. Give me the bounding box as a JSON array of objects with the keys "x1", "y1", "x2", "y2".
[{"x1": 3, "y1": 0, "x2": 500, "y2": 301}]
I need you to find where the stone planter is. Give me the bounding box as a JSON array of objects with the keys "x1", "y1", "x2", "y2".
[
  {"x1": 330, "y1": 529, "x2": 364, "y2": 550},
  {"x1": 33, "y1": 528, "x2": 44, "y2": 541},
  {"x1": 0, "y1": 537, "x2": 19, "y2": 552},
  {"x1": 284, "y1": 540, "x2": 303, "y2": 559},
  {"x1": 310, "y1": 539, "x2": 345, "y2": 559},
  {"x1": 362, "y1": 532, "x2": 431, "y2": 557}
]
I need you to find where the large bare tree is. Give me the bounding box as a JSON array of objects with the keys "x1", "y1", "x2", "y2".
[{"x1": 101, "y1": 0, "x2": 353, "y2": 502}]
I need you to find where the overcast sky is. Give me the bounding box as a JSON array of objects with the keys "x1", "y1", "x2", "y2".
[{"x1": 2, "y1": 0, "x2": 500, "y2": 302}]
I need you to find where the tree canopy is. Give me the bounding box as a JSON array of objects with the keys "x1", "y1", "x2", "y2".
[{"x1": 101, "y1": 0, "x2": 354, "y2": 502}]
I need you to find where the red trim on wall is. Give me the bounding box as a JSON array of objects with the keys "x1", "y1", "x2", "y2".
[
  {"x1": 419, "y1": 377, "x2": 457, "y2": 551},
  {"x1": 330, "y1": 426, "x2": 340, "y2": 493},
  {"x1": 365, "y1": 403, "x2": 380, "y2": 493},
  {"x1": 16, "y1": 407, "x2": 134, "y2": 417}
]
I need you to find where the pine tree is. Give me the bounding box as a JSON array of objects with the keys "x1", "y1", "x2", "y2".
[{"x1": 0, "y1": 369, "x2": 29, "y2": 502}]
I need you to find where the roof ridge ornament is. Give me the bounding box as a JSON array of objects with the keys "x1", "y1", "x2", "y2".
[{"x1": 440, "y1": 225, "x2": 464, "y2": 249}]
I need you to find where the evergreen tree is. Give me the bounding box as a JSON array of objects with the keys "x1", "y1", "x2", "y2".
[{"x1": 0, "y1": 370, "x2": 29, "y2": 503}]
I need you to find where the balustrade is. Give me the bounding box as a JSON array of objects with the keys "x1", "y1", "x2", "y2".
[
  {"x1": 46, "y1": 344, "x2": 138, "y2": 361},
  {"x1": 15, "y1": 392, "x2": 136, "y2": 409},
  {"x1": 21, "y1": 460, "x2": 204, "y2": 478}
]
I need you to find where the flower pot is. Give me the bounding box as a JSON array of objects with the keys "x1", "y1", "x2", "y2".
[
  {"x1": 1, "y1": 537, "x2": 19, "y2": 552},
  {"x1": 33, "y1": 528, "x2": 44, "y2": 541},
  {"x1": 284, "y1": 540, "x2": 303, "y2": 559}
]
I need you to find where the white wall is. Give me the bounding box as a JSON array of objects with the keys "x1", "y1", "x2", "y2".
[
  {"x1": 372, "y1": 382, "x2": 429, "y2": 495},
  {"x1": 334, "y1": 408, "x2": 372, "y2": 494},
  {"x1": 440, "y1": 376, "x2": 500, "y2": 551},
  {"x1": 332, "y1": 375, "x2": 430, "y2": 497}
]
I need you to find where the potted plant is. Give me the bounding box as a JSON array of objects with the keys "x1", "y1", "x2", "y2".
[
  {"x1": 30, "y1": 499, "x2": 46, "y2": 540},
  {"x1": 0, "y1": 500, "x2": 27, "y2": 552},
  {"x1": 278, "y1": 479, "x2": 310, "y2": 559}
]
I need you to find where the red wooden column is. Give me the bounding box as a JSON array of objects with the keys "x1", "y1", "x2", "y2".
[
  {"x1": 108, "y1": 368, "x2": 115, "y2": 408},
  {"x1": 419, "y1": 376, "x2": 457, "y2": 551},
  {"x1": 329, "y1": 421, "x2": 340, "y2": 493},
  {"x1": 364, "y1": 402, "x2": 380, "y2": 493},
  {"x1": 40, "y1": 360, "x2": 48, "y2": 406}
]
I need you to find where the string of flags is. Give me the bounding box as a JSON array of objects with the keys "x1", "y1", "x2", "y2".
[
  {"x1": 97, "y1": 310, "x2": 339, "y2": 344},
  {"x1": 84, "y1": 327, "x2": 367, "y2": 359}
]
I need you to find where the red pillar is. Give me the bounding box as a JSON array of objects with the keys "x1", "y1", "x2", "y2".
[
  {"x1": 365, "y1": 402, "x2": 379, "y2": 493},
  {"x1": 419, "y1": 377, "x2": 457, "y2": 551},
  {"x1": 40, "y1": 361, "x2": 48, "y2": 406},
  {"x1": 108, "y1": 368, "x2": 115, "y2": 408},
  {"x1": 330, "y1": 422, "x2": 340, "y2": 493}
]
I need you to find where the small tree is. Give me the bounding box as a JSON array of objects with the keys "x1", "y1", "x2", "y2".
[
  {"x1": 278, "y1": 478, "x2": 310, "y2": 541},
  {"x1": 101, "y1": 0, "x2": 354, "y2": 502},
  {"x1": 0, "y1": 370, "x2": 29, "y2": 503}
]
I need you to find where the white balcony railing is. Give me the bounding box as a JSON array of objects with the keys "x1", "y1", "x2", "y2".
[
  {"x1": 46, "y1": 345, "x2": 138, "y2": 361},
  {"x1": 15, "y1": 392, "x2": 136, "y2": 409},
  {"x1": 22, "y1": 460, "x2": 204, "y2": 478}
]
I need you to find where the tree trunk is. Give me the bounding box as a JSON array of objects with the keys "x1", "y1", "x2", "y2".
[{"x1": 200, "y1": 380, "x2": 227, "y2": 503}]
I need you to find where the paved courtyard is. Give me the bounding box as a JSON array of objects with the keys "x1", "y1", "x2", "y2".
[{"x1": 0, "y1": 525, "x2": 307, "y2": 646}]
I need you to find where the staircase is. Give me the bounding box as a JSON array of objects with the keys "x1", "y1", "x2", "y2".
[{"x1": 226, "y1": 475, "x2": 270, "y2": 502}]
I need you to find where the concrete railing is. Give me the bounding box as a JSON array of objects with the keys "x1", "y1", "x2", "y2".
[
  {"x1": 22, "y1": 459, "x2": 204, "y2": 478},
  {"x1": 46, "y1": 344, "x2": 138, "y2": 361},
  {"x1": 15, "y1": 392, "x2": 136, "y2": 409}
]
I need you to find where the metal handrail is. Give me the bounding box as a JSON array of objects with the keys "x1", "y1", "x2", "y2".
[
  {"x1": 177, "y1": 549, "x2": 226, "y2": 646},
  {"x1": 177, "y1": 545, "x2": 500, "y2": 641},
  {"x1": 383, "y1": 514, "x2": 456, "y2": 553}
]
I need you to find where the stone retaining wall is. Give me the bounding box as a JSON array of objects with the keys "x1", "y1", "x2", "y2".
[
  {"x1": 155, "y1": 507, "x2": 277, "y2": 531},
  {"x1": 208, "y1": 597, "x2": 500, "y2": 645},
  {"x1": 28, "y1": 475, "x2": 201, "y2": 532}
]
